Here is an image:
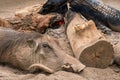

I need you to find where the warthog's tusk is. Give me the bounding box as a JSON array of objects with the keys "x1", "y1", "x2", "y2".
[{"x1": 28, "y1": 64, "x2": 54, "y2": 73}]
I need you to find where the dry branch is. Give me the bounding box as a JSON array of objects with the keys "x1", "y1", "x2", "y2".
[{"x1": 0, "y1": 13, "x2": 63, "y2": 33}]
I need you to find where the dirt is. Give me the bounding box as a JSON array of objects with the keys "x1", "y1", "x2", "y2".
[
  {"x1": 103, "y1": 0, "x2": 120, "y2": 10},
  {"x1": 0, "y1": 0, "x2": 120, "y2": 80},
  {"x1": 0, "y1": 0, "x2": 46, "y2": 18}
]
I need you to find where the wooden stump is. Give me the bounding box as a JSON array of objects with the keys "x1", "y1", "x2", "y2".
[
  {"x1": 66, "y1": 11, "x2": 114, "y2": 68},
  {"x1": 113, "y1": 42, "x2": 120, "y2": 65}
]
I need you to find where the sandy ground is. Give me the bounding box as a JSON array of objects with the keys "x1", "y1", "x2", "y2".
[
  {"x1": 103, "y1": 0, "x2": 120, "y2": 10},
  {"x1": 0, "y1": 0, "x2": 46, "y2": 18},
  {"x1": 0, "y1": 0, "x2": 120, "y2": 80}
]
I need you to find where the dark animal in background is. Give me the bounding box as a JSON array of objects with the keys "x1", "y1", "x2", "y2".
[
  {"x1": 38, "y1": 0, "x2": 68, "y2": 15},
  {"x1": 39, "y1": 0, "x2": 120, "y2": 32}
]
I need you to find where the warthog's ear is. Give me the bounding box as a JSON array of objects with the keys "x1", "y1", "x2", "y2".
[{"x1": 27, "y1": 39, "x2": 37, "y2": 48}]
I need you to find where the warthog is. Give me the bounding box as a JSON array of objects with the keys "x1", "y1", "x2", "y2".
[{"x1": 0, "y1": 27, "x2": 85, "y2": 73}]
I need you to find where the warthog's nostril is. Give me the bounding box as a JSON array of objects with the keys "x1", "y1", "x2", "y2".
[
  {"x1": 62, "y1": 63, "x2": 74, "y2": 72},
  {"x1": 62, "y1": 64, "x2": 71, "y2": 69},
  {"x1": 62, "y1": 63, "x2": 85, "y2": 73}
]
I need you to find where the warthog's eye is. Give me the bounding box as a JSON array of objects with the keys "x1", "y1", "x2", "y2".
[
  {"x1": 35, "y1": 42, "x2": 53, "y2": 54},
  {"x1": 42, "y1": 43, "x2": 49, "y2": 48},
  {"x1": 42, "y1": 42, "x2": 52, "y2": 49}
]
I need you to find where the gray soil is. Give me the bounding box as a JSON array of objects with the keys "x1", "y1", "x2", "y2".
[{"x1": 0, "y1": 0, "x2": 120, "y2": 80}]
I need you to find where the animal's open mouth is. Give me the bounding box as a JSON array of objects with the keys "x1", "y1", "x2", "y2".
[{"x1": 50, "y1": 18, "x2": 65, "y2": 29}]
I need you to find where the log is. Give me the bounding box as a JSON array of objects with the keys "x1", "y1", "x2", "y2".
[
  {"x1": 113, "y1": 42, "x2": 120, "y2": 65},
  {"x1": 66, "y1": 11, "x2": 114, "y2": 68}
]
